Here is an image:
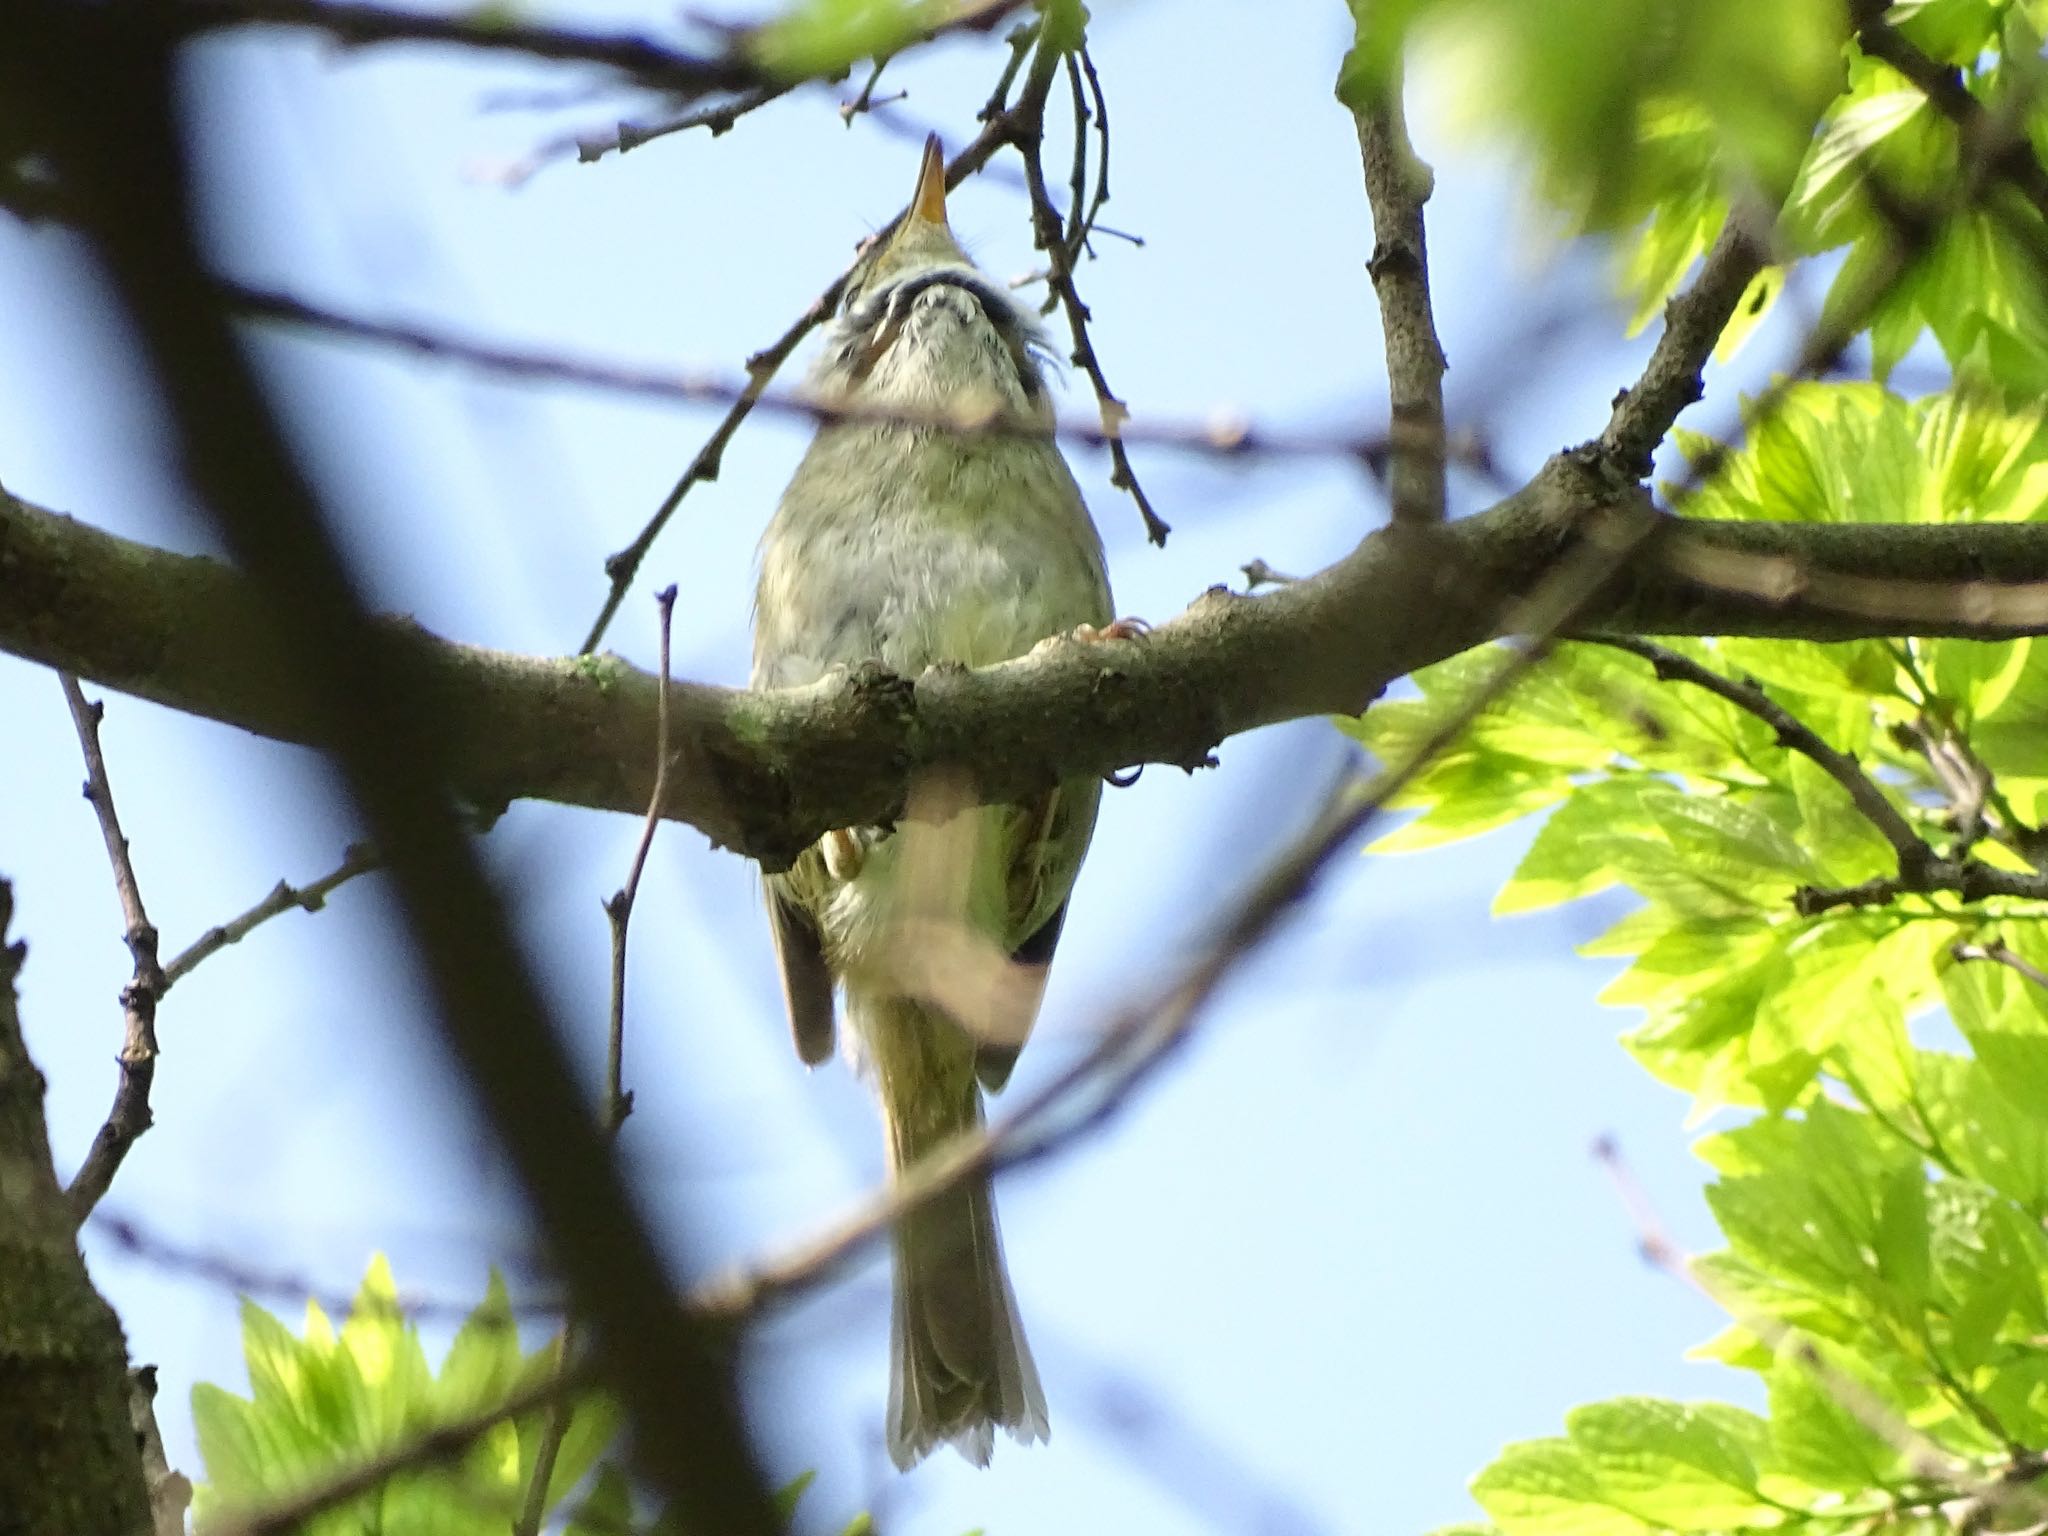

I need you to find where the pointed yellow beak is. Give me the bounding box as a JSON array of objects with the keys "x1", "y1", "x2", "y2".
[{"x1": 910, "y1": 133, "x2": 949, "y2": 228}]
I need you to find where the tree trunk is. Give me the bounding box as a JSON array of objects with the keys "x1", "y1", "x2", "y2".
[{"x1": 0, "y1": 880, "x2": 152, "y2": 1535}]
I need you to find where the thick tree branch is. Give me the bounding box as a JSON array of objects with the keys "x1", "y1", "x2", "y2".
[{"x1": 13, "y1": 469, "x2": 2048, "y2": 871}]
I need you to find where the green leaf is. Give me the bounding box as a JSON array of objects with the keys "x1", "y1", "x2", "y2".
[
  {"x1": 749, "y1": 0, "x2": 972, "y2": 79},
  {"x1": 1873, "y1": 1162, "x2": 1932, "y2": 1306},
  {"x1": 1470, "y1": 1437, "x2": 1654, "y2": 1536},
  {"x1": 1890, "y1": 0, "x2": 2006, "y2": 64},
  {"x1": 1712, "y1": 265, "x2": 1784, "y2": 361},
  {"x1": 1703, "y1": 1098, "x2": 1921, "y2": 1310},
  {"x1": 1915, "y1": 1051, "x2": 2048, "y2": 1216},
  {"x1": 1561, "y1": 1399, "x2": 1777, "y2": 1529},
  {"x1": 436, "y1": 1269, "x2": 521, "y2": 1419},
  {"x1": 777, "y1": 1469, "x2": 818, "y2": 1521},
  {"x1": 1497, "y1": 779, "x2": 1663, "y2": 914},
  {"x1": 1767, "y1": 1337, "x2": 1915, "y2": 1491},
  {"x1": 1943, "y1": 945, "x2": 2048, "y2": 1107}
]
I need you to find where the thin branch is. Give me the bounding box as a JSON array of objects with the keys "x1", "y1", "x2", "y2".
[
  {"x1": 224, "y1": 279, "x2": 1470, "y2": 469},
  {"x1": 1951, "y1": 938, "x2": 2048, "y2": 991},
  {"x1": 1596, "y1": 637, "x2": 1936, "y2": 874},
  {"x1": 170, "y1": 0, "x2": 770, "y2": 94},
  {"x1": 601, "y1": 584, "x2": 676, "y2": 1139},
  {"x1": 1890, "y1": 640, "x2": 2034, "y2": 856},
  {"x1": 1852, "y1": 0, "x2": 2048, "y2": 227},
  {"x1": 1349, "y1": 67, "x2": 1449, "y2": 524},
  {"x1": 514, "y1": 585, "x2": 678, "y2": 1536},
  {"x1": 1597, "y1": 219, "x2": 1771, "y2": 482},
  {"x1": 1010, "y1": 41, "x2": 1169, "y2": 544},
  {"x1": 160, "y1": 841, "x2": 379, "y2": 989},
  {"x1": 1795, "y1": 860, "x2": 2048, "y2": 916},
  {"x1": 841, "y1": 56, "x2": 893, "y2": 124},
  {"x1": 128, "y1": 1369, "x2": 193, "y2": 1536},
  {"x1": 58, "y1": 675, "x2": 167, "y2": 1223},
  {"x1": 484, "y1": 82, "x2": 795, "y2": 189},
  {"x1": 92, "y1": 1210, "x2": 561, "y2": 1323}
]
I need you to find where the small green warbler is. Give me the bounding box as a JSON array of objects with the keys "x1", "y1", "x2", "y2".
[{"x1": 752, "y1": 136, "x2": 1113, "y2": 1469}]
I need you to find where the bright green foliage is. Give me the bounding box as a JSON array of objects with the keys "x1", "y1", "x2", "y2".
[
  {"x1": 188, "y1": 1259, "x2": 871, "y2": 1533},
  {"x1": 750, "y1": 0, "x2": 1017, "y2": 80},
  {"x1": 1354, "y1": 376, "x2": 2048, "y2": 1530},
  {"x1": 1349, "y1": 0, "x2": 2048, "y2": 366},
  {"x1": 1345, "y1": 0, "x2": 1847, "y2": 256},
  {"x1": 190, "y1": 1257, "x2": 620, "y2": 1535},
  {"x1": 1350, "y1": 380, "x2": 2048, "y2": 1111}
]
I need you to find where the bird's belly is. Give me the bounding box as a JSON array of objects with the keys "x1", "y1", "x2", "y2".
[{"x1": 753, "y1": 435, "x2": 1109, "y2": 686}]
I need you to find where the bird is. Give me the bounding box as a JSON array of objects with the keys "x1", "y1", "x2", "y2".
[{"x1": 751, "y1": 134, "x2": 1115, "y2": 1469}]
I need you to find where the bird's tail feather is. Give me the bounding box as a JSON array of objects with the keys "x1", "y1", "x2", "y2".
[{"x1": 866, "y1": 994, "x2": 1047, "y2": 1469}]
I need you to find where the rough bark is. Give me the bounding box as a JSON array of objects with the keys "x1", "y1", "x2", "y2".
[
  {"x1": 0, "y1": 882, "x2": 153, "y2": 1536},
  {"x1": 9, "y1": 466, "x2": 2048, "y2": 870}
]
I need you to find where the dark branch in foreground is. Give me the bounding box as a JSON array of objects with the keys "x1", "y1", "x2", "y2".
[
  {"x1": 14, "y1": 471, "x2": 2048, "y2": 873},
  {"x1": 168, "y1": 0, "x2": 773, "y2": 94},
  {"x1": 8, "y1": 8, "x2": 777, "y2": 1529}
]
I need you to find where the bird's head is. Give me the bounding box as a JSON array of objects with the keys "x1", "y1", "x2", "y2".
[{"x1": 819, "y1": 136, "x2": 1052, "y2": 416}]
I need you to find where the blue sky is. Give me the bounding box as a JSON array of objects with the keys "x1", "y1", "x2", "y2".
[{"x1": 0, "y1": 4, "x2": 1803, "y2": 1531}]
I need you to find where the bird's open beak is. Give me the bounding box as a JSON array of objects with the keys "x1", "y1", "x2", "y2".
[{"x1": 911, "y1": 133, "x2": 950, "y2": 227}]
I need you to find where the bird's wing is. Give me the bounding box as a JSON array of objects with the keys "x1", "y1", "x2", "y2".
[{"x1": 767, "y1": 882, "x2": 837, "y2": 1065}]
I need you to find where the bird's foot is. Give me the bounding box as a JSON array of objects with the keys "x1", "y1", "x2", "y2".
[
  {"x1": 1032, "y1": 616, "x2": 1150, "y2": 655},
  {"x1": 823, "y1": 827, "x2": 866, "y2": 881}
]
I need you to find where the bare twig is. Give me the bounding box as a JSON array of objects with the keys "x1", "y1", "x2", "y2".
[
  {"x1": 483, "y1": 82, "x2": 795, "y2": 188},
  {"x1": 1010, "y1": 39, "x2": 1169, "y2": 544},
  {"x1": 1239, "y1": 558, "x2": 1300, "y2": 589},
  {"x1": 128, "y1": 1368, "x2": 193, "y2": 1536},
  {"x1": 600, "y1": 584, "x2": 678, "y2": 1138},
  {"x1": 170, "y1": 0, "x2": 769, "y2": 94},
  {"x1": 1597, "y1": 219, "x2": 1770, "y2": 483},
  {"x1": 841, "y1": 56, "x2": 893, "y2": 124},
  {"x1": 92, "y1": 1210, "x2": 560, "y2": 1322},
  {"x1": 1951, "y1": 939, "x2": 2048, "y2": 990},
  {"x1": 1889, "y1": 641, "x2": 2033, "y2": 856},
  {"x1": 59, "y1": 675, "x2": 167, "y2": 1223},
  {"x1": 226, "y1": 279, "x2": 1470, "y2": 472},
  {"x1": 160, "y1": 841, "x2": 379, "y2": 988},
  {"x1": 1349, "y1": 67, "x2": 1449, "y2": 525},
  {"x1": 1595, "y1": 638, "x2": 1935, "y2": 872},
  {"x1": 516, "y1": 586, "x2": 678, "y2": 1536}
]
